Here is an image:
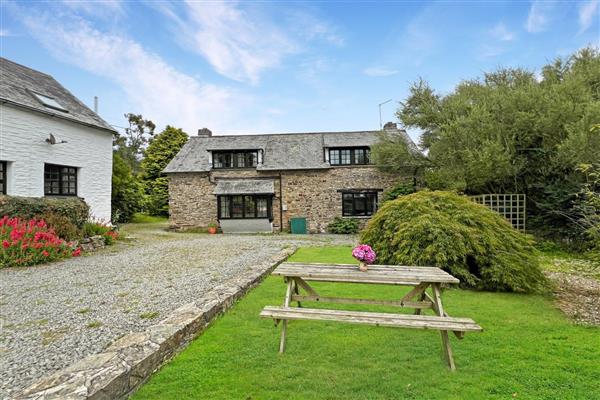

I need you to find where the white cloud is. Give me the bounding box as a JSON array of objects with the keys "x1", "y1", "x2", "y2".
[
  {"x1": 61, "y1": 0, "x2": 124, "y2": 18},
  {"x1": 579, "y1": 0, "x2": 599, "y2": 33},
  {"x1": 526, "y1": 1, "x2": 555, "y2": 33},
  {"x1": 363, "y1": 67, "x2": 399, "y2": 77},
  {"x1": 489, "y1": 22, "x2": 516, "y2": 41},
  {"x1": 20, "y1": 11, "x2": 246, "y2": 134},
  {"x1": 154, "y1": 1, "x2": 344, "y2": 84},
  {"x1": 0, "y1": 29, "x2": 11, "y2": 37},
  {"x1": 162, "y1": 1, "x2": 297, "y2": 85},
  {"x1": 286, "y1": 10, "x2": 345, "y2": 47}
]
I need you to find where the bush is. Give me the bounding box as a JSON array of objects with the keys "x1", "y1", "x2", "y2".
[
  {"x1": 360, "y1": 191, "x2": 547, "y2": 292},
  {"x1": 1, "y1": 216, "x2": 80, "y2": 267},
  {"x1": 82, "y1": 221, "x2": 119, "y2": 245},
  {"x1": 43, "y1": 212, "x2": 82, "y2": 241},
  {"x1": 327, "y1": 217, "x2": 360, "y2": 234},
  {"x1": 382, "y1": 181, "x2": 416, "y2": 203},
  {"x1": 0, "y1": 196, "x2": 89, "y2": 229}
]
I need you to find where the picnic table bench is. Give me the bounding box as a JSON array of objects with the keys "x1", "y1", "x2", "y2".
[{"x1": 260, "y1": 262, "x2": 482, "y2": 370}]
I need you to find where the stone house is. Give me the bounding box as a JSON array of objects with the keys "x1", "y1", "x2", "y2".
[
  {"x1": 164, "y1": 123, "x2": 419, "y2": 233},
  {"x1": 0, "y1": 57, "x2": 115, "y2": 221}
]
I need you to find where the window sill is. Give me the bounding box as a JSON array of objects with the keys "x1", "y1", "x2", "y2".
[
  {"x1": 328, "y1": 164, "x2": 376, "y2": 168},
  {"x1": 341, "y1": 215, "x2": 372, "y2": 219}
]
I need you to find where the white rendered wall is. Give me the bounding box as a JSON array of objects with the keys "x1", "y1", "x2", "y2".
[{"x1": 0, "y1": 104, "x2": 113, "y2": 221}]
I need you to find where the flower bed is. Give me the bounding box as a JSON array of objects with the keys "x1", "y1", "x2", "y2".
[{"x1": 0, "y1": 216, "x2": 80, "y2": 268}]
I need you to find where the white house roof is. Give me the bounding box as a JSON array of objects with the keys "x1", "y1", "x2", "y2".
[{"x1": 0, "y1": 57, "x2": 116, "y2": 133}]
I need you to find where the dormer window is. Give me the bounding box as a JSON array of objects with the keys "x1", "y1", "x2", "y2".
[
  {"x1": 31, "y1": 91, "x2": 68, "y2": 113},
  {"x1": 213, "y1": 150, "x2": 259, "y2": 169},
  {"x1": 329, "y1": 147, "x2": 370, "y2": 166}
]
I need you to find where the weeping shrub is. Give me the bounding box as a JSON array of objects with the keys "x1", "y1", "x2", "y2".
[{"x1": 360, "y1": 191, "x2": 547, "y2": 292}]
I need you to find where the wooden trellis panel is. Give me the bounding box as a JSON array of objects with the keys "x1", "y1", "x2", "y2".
[{"x1": 470, "y1": 194, "x2": 526, "y2": 231}]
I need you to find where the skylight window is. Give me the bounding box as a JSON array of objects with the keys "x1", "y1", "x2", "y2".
[{"x1": 32, "y1": 92, "x2": 68, "y2": 113}]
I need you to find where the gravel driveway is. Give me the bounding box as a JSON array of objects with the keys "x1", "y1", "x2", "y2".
[{"x1": 0, "y1": 224, "x2": 355, "y2": 398}]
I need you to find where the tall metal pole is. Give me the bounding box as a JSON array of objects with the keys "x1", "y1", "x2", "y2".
[{"x1": 378, "y1": 99, "x2": 392, "y2": 129}]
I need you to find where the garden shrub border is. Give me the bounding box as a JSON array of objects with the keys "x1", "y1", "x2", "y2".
[{"x1": 0, "y1": 196, "x2": 89, "y2": 229}]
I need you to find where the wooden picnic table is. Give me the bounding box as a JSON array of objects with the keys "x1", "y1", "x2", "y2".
[{"x1": 260, "y1": 262, "x2": 482, "y2": 370}]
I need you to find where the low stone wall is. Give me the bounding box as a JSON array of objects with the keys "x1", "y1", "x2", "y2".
[{"x1": 16, "y1": 248, "x2": 295, "y2": 400}]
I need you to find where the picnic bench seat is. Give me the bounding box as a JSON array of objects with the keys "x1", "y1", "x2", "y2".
[
  {"x1": 261, "y1": 306, "x2": 483, "y2": 332},
  {"x1": 264, "y1": 262, "x2": 482, "y2": 370}
]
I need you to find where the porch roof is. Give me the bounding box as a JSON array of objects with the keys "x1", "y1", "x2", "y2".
[{"x1": 213, "y1": 179, "x2": 275, "y2": 195}]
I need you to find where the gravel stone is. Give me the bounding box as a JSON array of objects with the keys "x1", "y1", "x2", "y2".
[{"x1": 0, "y1": 230, "x2": 355, "y2": 398}]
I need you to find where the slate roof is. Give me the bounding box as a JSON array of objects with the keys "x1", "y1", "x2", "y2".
[
  {"x1": 213, "y1": 179, "x2": 275, "y2": 195},
  {"x1": 0, "y1": 57, "x2": 115, "y2": 133},
  {"x1": 164, "y1": 126, "x2": 420, "y2": 173}
]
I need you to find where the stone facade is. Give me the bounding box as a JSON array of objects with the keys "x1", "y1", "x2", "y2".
[{"x1": 169, "y1": 166, "x2": 406, "y2": 233}]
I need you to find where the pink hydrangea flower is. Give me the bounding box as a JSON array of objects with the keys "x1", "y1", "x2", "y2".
[{"x1": 352, "y1": 244, "x2": 376, "y2": 264}]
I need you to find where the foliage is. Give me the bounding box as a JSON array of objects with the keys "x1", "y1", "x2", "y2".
[
  {"x1": 384, "y1": 47, "x2": 600, "y2": 242},
  {"x1": 132, "y1": 246, "x2": 600, "y2": 400},
  {"x1": 371, "y1": 129, "x2": 428, "y2": 172},
  {"x1": 42, "y1": 212, "x2": 82, "y2": 241},
  {"x1": 327, "y1": 217, "x2": 359, "y2": 234},
  {"x1": 111, "y1": 152, "x2": 145, "y2": 223},
  {"x1": 360, "y1": 191, "x2": 547, "y2": 292},
  {"x1": 114, "y1": 113, "x2": 156, "y2": 174},
  {"x1": 0, "y1": 195, "x2": 89, "y2": 229},
  {"x1": 83, "y1": 221, "x2": 119, "y2": 245},
  {"x1": 1, "y1": 216, "x2": 80, "y2": 267},
  {"x1": 141, "y1": 126, "x2": 188, "y2": 216},
  {"x1": 381, "y1": 181, "x2": 416, "y2": 203}
]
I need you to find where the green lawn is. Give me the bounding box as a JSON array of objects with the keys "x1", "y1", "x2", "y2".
[{"x1": 133, "y1": 246, "x2": 600, "y2": 399}]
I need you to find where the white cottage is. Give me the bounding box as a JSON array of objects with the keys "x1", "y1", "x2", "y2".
[{"x1": 0, "y1": 57, "x2": 115, "y2": 221}]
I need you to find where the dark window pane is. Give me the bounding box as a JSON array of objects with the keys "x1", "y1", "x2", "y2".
[
  {"x1": 219, "y1": 196, "x2": 230, "y2": 218},
  {"x1": 244, "y1": 195, "x2": 256, "y2": 218},
  {"x1": 330, "y1": 149, "x2": 340, "y2": 165},
  {"x1": 354, "y1": 193, "x2": 367, "y2": 215},
  {"x1": 235, "y1": 152, "x2": 245, "y2": 168},
  {"x1": 246, "y1": 152, "x2": 257, "y2": 167},
  {"x1": 366, "y1": 193, "x2": 377, "y2": 215},
  {"x1": 355, "y1": 149, "x2": 366, "y2": 164},
  {"x1": 257, "y1": 198, "x2": 268, "y2": 217},
  {"x1": 340, "y1": 149, "x2": 351, "y2": 164},
  {"x1": 44, "y1": 164, "x2": 77, "y2": 196},
  {"x1": 231, "y1": 195, "x2": 244, "y2": 218},
  {"x1": 342, "y1": 192, "x2": 378, "y2": 216},
  {"x1": 342, "y1": 193, "x2": 354, "y2": 216}
]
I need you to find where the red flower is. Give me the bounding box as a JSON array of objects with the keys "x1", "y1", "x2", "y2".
[
  {"x1": 72, "y1": 248, "x2": 81, "y2": 257},
  {"x1": 42, "y1": 250, "x2": 50, "y2": 257},
  {"x1": 2, "y1": 240, "x2": 9, "y2": 248}
]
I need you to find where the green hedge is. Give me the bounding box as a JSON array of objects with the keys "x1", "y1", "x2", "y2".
[
  {"x1": 360, "y1": 191, "x2": 547, "y2": 293},
  {"x1": 0, "y1": 195, "x2": 90, "y2": 229},
  {"x1": 327, "y1": 217, "x2": 360, "y2": 234}
]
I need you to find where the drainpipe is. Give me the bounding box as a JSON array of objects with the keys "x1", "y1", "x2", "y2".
[{"x1": 279, "y1": 172, "x2": 284, "y2": 233}]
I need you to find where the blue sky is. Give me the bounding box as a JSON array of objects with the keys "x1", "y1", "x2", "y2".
[{"x1": 1, "y1": 1, "x2": 598, "y2": 142}]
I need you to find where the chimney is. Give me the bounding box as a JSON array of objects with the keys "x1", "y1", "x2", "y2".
[
  {"x1": 198, "y1": 128, "x2": 212, "y2": 137},
  {"x1": 383, "y1": 122, "x2": 397, "y2": 130},
  {"x1": 93, "y1": 96, "x2": 98, "y2": 114}
]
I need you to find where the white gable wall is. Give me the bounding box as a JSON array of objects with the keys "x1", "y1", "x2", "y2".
[{"x1": 0, "y1": 104, "x2": 113, "y2": 221}]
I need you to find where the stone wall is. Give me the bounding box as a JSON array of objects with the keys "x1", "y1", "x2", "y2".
[
  {"x1": 168, "y1": 166, "x2": 408, "y2": 232},
  {"x1": 281, "y1": 167, "x2": 400, "y2": 232},
  {"x1": 168, "y1": 173, "x2": 215, "y2": 229}
]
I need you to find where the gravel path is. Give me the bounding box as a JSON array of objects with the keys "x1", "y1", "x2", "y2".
[{"x1": 0, "y1": 226, "x2": 355, "y2": 398}]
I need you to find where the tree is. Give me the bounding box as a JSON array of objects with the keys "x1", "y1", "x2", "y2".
[
  {"x1": 114, "y1": 113, "x2": 156, "y2": 174},
  {"x1": 378, "y1": 47, "x2": 600, "y2": 242},
  {"x1": 111, "y1": 152, "x2": 144, "y2": 222},
  {"x1": 140, "y1": 126, "x2": 188, "y2": 216}
]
